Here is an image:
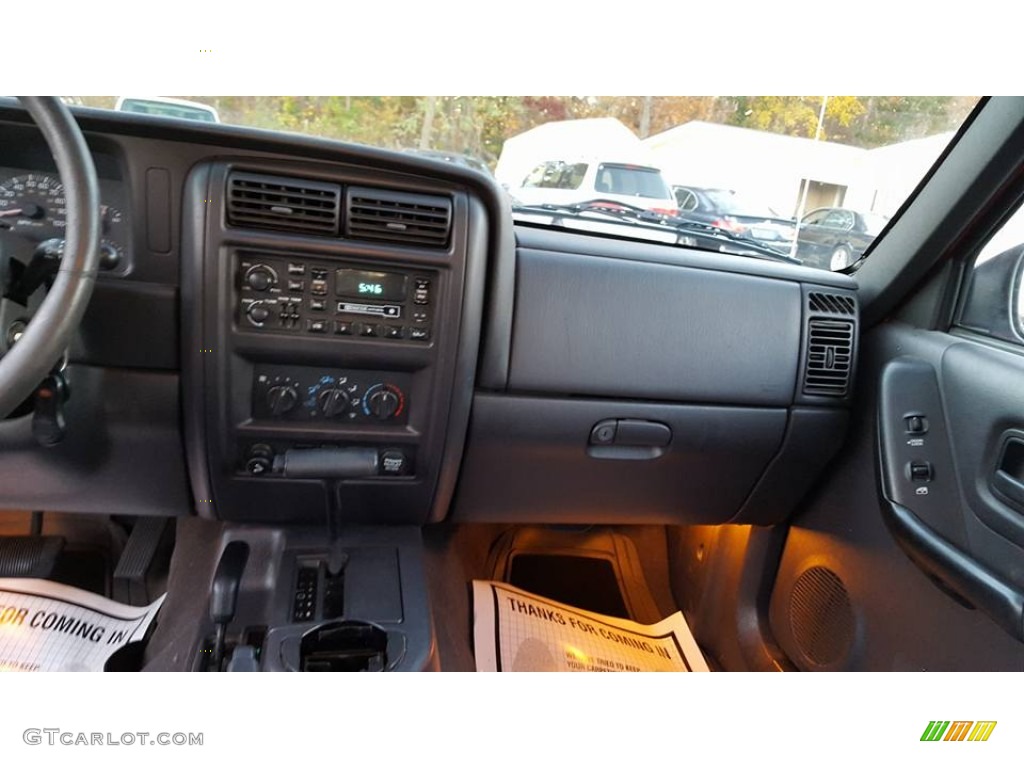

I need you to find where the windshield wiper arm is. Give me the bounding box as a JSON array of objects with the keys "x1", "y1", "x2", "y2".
[
  {"x1": 514, "y1": 199, "x2": 666, "y2": 223},
  {"x1": 510, "y1": 200, "x2": 800, "y2": 264}
]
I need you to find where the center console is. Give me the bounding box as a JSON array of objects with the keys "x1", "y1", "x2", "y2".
[{"x1": 180, "y1": 159, "x2": 488, "y2": 527}]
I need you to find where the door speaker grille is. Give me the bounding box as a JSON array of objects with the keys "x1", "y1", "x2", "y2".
[{"x1": 789, "y1": 566, "x2": 854, "y2": 667}]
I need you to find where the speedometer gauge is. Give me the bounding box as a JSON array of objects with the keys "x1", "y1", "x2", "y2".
[{"x1": 0, "y1": 173, "x2": 67, "y2": 238}]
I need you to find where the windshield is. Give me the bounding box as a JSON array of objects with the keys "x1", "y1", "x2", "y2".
[{"x1": 72, "y1": 95, "x2": 980, "y2": 270}]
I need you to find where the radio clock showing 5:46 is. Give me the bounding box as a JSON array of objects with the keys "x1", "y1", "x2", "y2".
[{"x1": 336, "y1": 269, "x2": 408, "y2": 301}]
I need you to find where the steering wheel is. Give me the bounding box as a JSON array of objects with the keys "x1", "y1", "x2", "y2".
[{"x1": 0, "y1": 97, "x2": 100, "y2": 418}]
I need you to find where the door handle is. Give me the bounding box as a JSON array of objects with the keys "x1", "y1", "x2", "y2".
[{"x1": 992, "y1": 436, "x2": 1024, "y2": 510}]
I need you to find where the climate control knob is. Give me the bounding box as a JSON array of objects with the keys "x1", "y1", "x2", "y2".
[
  {"x1": 245, "y1": 265, "x2": 277, "y2": 292},
  {"x1": 266, "y1": 384, "x2": 298, "y2": 416},
  {"x1": 317, "y1": 388, "x2": 350, "y2": 418},
  {"x1": 364, "y1": 384, "x2": 403, "y2": 420}
]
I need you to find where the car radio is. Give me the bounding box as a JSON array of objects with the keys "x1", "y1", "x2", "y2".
[{"x1": 237, "y1": 251, "x2": 435, "y2": 342}]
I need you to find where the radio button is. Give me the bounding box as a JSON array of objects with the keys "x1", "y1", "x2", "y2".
[
  {"x1": 385, "y1": 325, "x2": 404, "y2": 339},
  {"x1": 310, "y1": 299, "x2": 326, "y2": 312},
  {"x1": 409, "y1": 327, "x2": 430, "y2": 341},
  {"x1": 334, "y1": 320, "x2": 353, "y2": 335},
  {"x1": 311, "y1": 279, "x2": 328, "y2": 296},
  {"x1": 307, "y1": 319, "x2": 328, "y2": 333},
  {"x1": 287, "y1": 263, "x2": 306, "y2": 276},
  {"x1": 360, "y1": 323, "x2": 380, "y2": 338}
]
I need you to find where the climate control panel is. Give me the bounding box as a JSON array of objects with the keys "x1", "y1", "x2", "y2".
[
  {"x1": 252, "y1": 365, "x2": 411, "y2": 425},
  {"x1": 237, "y1": 252, "x2": 435, "y2": 343}
]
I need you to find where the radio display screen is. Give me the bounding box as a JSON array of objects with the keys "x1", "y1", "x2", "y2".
[{"x1": 335, "y1": 269, "x2": 408, "y2": 301}]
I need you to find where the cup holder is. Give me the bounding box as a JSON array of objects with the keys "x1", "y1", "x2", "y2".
[{"x1": 300, "y1": 620, "x2": 390, "y2": 672}]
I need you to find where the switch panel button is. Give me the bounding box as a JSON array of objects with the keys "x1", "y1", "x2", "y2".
[
  {"x1": 909, "y1": 461, "x2": 933, "y2": 482},
  {"x1": 905, "y1": 415, "x2": 928, "y2": 434}
]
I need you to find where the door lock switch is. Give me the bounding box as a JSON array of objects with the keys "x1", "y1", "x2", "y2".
[{"x1": 909, "y1": 461, "x2": 933, "y2": 482}]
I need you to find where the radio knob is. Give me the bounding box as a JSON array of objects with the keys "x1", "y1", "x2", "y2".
[
  {"x1": 367, "y1": 388, "x2": 400, "y2": 420},
  {"x1": 246, "y1": 265, "x2": 277, "y2": 292},
  {"x1": 317, "y1": 388, "x2": 350, "y2": 418},
  {"x1": 266, "y1": 384, "x2": 298, "y2": 416},
  {"x1": 246, "y1": 301, "x2": 271, "y2": 324}
]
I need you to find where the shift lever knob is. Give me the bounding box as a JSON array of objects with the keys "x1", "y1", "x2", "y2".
[
  {"x1": 209, "y1": 541, "x2": 249, "y2": 671},
  {"x1": 210, "y1": 541, "x2": 250, "y2": 624}
]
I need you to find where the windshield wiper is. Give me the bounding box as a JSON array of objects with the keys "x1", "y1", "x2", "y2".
[{"x1": 511, "y1": 199, "x2": 800, "y2": 263}]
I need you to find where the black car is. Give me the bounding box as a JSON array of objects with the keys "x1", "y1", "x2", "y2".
[
  {"x1": 671, "y1": 185, "x2": 796, "y2": 254},
  {"x1": 795, "y1": 207, "x2": 889, "y2": 270}
]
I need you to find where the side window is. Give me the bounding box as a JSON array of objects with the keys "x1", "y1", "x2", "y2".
[
  {"x1": 675, "y1": 188, "x2": 699, "y2": 212},
  {"x1": 522, "y1": 162, "x2": 550, "y2": 188},
  {"x1": 802, "y1": 210, "x2": 828, "y2": 226},
  {"x1": 957, "y1": 203, "x2": 1024, "y2": 344},
  {"x1": 556, "y1": 163, "x2": 587, "y2": 190},
  {"x1": 523, "y1": 161, "x2": 588, "y2": 190},
  {"x1": 823, "y1": 210, "x2": 853, "y2": 229}
]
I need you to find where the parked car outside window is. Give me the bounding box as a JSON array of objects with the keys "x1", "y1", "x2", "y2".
[
  {"x1": 670, "y1": 185, "x2": 796, "y2": 255},
  {"x1": 510, "y1": 159, "x2": 678, "y2": 216},
  {"x1": 795, "y1": 206, "x2": 889, "y2": 270}
]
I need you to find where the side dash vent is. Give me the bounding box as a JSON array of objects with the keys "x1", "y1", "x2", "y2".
[
  {"x1": 346, "y1": 186, "x2": 452, "y2": 247},
  {"x1": 803, "y1": 319, "x2": 855, "y2": 397},
  {"x1": 227, "y1": 172, "x2": 341, "y2": 235}
]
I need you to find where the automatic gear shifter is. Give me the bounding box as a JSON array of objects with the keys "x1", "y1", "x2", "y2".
[{"x1": 208, "y1": 541, "x2": 250, "y2": 672}]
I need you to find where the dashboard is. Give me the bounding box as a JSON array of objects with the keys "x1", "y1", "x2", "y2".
[{"x1": 0, "y1": 102, "x2": 860, "y2": 529}]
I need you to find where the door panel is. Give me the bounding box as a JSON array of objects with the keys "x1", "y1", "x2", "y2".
[{"x1": 767, "y1": 322, "x2": 1024, "y2": 670}]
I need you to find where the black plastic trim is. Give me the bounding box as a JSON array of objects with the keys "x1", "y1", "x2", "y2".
[
  {"x1": 180, "y1": 162, "x2": 215, "y2": 515},
  {"x1": 429, "y1": 196, "x2": 487, "y2": 523},
  {"x1": 881, "y1": 498, "x2": 1024, "y2": 641}
]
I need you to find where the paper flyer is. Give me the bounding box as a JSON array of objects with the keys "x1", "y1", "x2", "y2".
[
  {"x1": 473, "y1": 580, "x2": 709, "y2": 672},
  {"x1": 0, "y1": 579, "x2": 165, "y2": 672}
]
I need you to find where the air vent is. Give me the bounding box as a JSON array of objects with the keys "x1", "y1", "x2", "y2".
[
  {"x1": 803, "y1": 319, "x2": 855, "y2": 397},
  {"x1": 808, "y1": 291, "x2": 856, "y2": 315},
  {"x1": 345, "y1": 186, "x2": 452, "y2": 247},
  {"x1": 227, "y1": 172, "x2": 341, "y2": 235}
]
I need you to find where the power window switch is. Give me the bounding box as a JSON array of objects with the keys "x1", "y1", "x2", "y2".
[{"x1": 909, "y1": 461, "x2": 933, "y2": 482}]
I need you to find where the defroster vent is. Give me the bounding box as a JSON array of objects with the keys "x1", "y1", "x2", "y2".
[
  {"x1": 227, "y1": 172, "x2": 341, "y2": 235},
  {"x1": 808, "y1": 291, "x2": 856, "y2": 315},
  {"x1": 346, "y1": 186, "x2": 452, "y2": 247}
]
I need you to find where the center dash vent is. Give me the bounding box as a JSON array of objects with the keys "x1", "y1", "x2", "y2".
[
  {"x1": 227, "y1": 172, "x2": 341, "y2": 236},
  {"x1": 345, "y1": 186, "x2": 452, "y2": 247},
  {"x1": 803, "y1": 319, "x2": 855, "y2": 397}
]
